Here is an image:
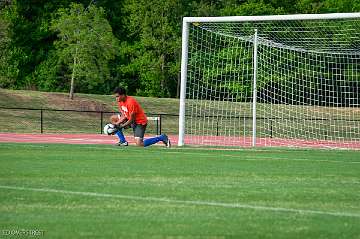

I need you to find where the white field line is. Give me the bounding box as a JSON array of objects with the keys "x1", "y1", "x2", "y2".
[{"x1": 0, "y1": 185, "x2": 359, "y2": 218}]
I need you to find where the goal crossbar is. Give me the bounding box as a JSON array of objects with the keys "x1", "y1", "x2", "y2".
[{"x1": 183, "y1": 12, "x2": 360, "y2": 23}]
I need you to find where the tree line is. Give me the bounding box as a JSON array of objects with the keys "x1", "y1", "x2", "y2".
[{"x1": 0, "y1": 0, "x2": 359, "y2": 99}]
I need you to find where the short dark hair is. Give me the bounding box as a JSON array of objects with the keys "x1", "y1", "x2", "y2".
[{"x1": 113, "y1": 87, "x2": 126, "y2": 95}]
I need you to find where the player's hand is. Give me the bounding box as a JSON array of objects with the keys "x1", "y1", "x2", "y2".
[{"x1": 110, "y1": 115, "x2": 120, "y2": 125}]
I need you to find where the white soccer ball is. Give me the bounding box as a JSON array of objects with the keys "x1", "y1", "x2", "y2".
[{"x1": 103, "y1": 123, "x2": 117, "y2": 135}]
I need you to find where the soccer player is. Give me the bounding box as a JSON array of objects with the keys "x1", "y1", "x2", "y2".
[{"x1": 113, "y1": 87, "x2": 171, "y2": 148}]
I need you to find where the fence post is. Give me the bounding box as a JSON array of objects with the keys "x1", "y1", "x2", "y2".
[
  {"x1": 270, "y1": 119, "x2": 273, "y2": 138},
  {"x1": 155, "y1": 116, "x2": 159, "y2": 135},
  {"x1": 159, "y1": 114, "x2": 162, "y2": 135},
  {"x1": 40, "y1": 109, "x2": 43, "y2": 134},
  {"x1": 216, "y1": 120, "x2": 219, "y2": 136},
  {"x1": 100, "y1": 111, "x2": 104, "y2": 134}
]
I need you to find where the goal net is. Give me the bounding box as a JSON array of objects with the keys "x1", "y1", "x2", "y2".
[{"x1": 178, "y1": 13, "x2": 360, "y2": 149}]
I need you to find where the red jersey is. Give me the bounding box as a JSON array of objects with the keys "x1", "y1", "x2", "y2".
[{"x1": 118, "y1": 96, "x2": 148, "y2": 125}]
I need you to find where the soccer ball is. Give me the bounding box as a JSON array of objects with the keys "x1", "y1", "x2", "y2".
[{"x1": 103, "y1": 123, "x2": 117, "y2": 135}]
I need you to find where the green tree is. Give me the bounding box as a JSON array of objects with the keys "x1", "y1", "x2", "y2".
[
  {"x1": 0, "y1": 0, "x2": 78, "y2": 90},
  {"x1": 221, "y1": 0, "x2": 285, "y2": 15},
  {"x1": 295, "y1": 0, "x2": 360, "y2": 13},
  {"x1": 0, "y1": 8, "x2": 9, "y2": 65},
  {"x1": 1, "y1": 0, "x2": 359, "y2": 98},
  {"x1": 0, "y1": 3, "x2": 23, "y2": 88},
  {"x1": 0, "y1": 9, "x2": 10, "y2": 86},
  {"x1": 51, "y1": 2, "x2": 119, "y2": 99},
  {"x1": 121, "y1": 0, "x2": 185, "y2": 97}
]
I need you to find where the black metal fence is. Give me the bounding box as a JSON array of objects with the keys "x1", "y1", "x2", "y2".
[
  {"x1": 0, "y1": 107, "x2": 179, "y2": 135},
  {"x1": 1, "y1": 107, "x2": 359, "y2": 140}
]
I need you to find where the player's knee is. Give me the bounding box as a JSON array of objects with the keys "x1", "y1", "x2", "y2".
[
  {"x1": 135, "y1": 138, "x2": 144, "y2": 147},
  {"x1": 136, "y1": 142, "x2": 144, "y2": 147}
]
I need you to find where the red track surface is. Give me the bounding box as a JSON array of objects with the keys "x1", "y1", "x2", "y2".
[
  {"x1": 184, "y1": 135, "x2": 360, "y2": 149},
  {"x1": 0, "y1": 133, "x2": 360, "y2": 149},
  {"x1": 0, "y1": 133, "x2": 133, "y2": 145}
]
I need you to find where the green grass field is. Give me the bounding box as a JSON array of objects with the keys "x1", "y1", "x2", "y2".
[{"x1": 0, "y1": 143, "x2": 359, "y2": 238}]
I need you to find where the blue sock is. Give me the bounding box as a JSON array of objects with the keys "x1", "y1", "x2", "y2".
[
  {"x1": 115, "y1": 130, "x2": 127, "y2": 143},
  {"x1": 143, "y1": 135, "x2": 165, "y2": 147}
]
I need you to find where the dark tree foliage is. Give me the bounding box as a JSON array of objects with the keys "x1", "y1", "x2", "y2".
[{"x1": 0, "y1": 0, "x2": 359, "y2": 98}]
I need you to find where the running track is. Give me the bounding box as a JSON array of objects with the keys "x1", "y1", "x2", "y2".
[{"x1": 0, "y1": 133, "x2": 359, "y2": 149}]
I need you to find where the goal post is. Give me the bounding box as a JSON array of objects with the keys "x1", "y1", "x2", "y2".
[
  {"x1": 178, "y1": 13, "x2": 360, "y2": 149},
  {"x1": 178, "y1": 19, "x2": 190, "y2": 147}
]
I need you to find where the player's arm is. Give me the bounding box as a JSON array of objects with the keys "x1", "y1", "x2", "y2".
[
  {"x1": 119, "y1": 101, "x2": 136, "y2": 128},
  {"x1": 120, "y1": 112, "x2": 135, "y2": 128},
  {"x1": 110, "y1": 114, "x2": 126, "y2": 125}
]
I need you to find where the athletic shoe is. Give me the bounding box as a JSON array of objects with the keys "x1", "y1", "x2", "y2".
[
  {"x1": 115, "y1": 141, "x2": 128, "y2": 146},
  {"x1": 161, "y1": 134, "x2": 171, "y2": 148}
]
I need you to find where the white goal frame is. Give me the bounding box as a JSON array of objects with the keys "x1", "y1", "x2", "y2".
[{"x1": 178, "y1": 12, "x2": 360, "y2": 147}]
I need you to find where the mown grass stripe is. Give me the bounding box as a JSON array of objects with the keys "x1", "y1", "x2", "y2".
[{"x1": 1, "y1": 185, "x2": 359, "y2": 218}]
